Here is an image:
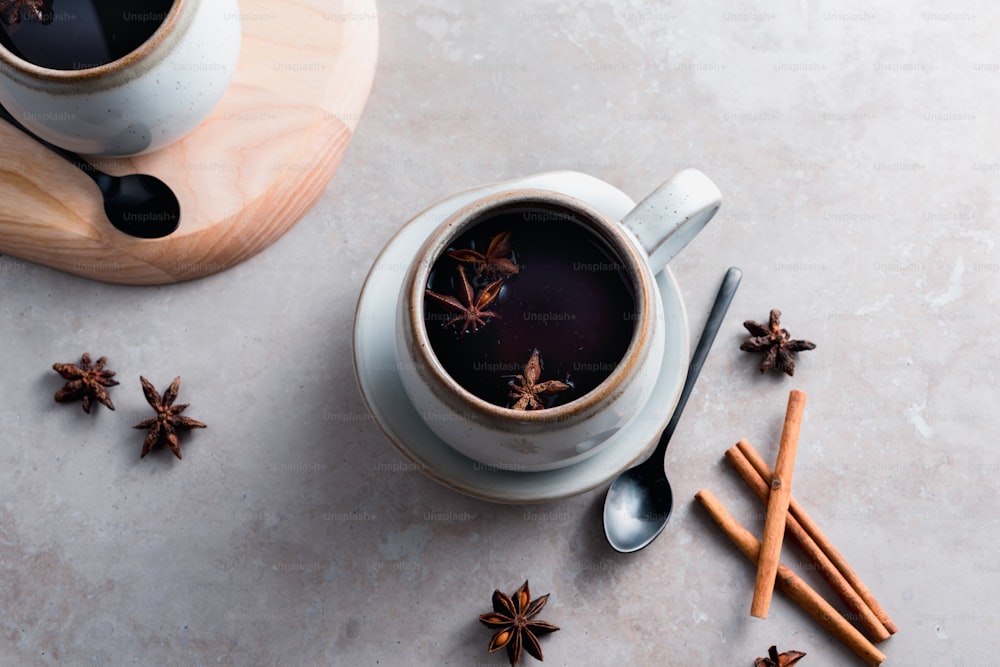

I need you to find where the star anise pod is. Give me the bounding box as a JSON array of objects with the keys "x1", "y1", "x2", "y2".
[
  {"x1": 52, "y1": 353, "x2": 119, "y2": 413},
  {"x1": 425, "y1": 265, "x2": 504, "y2": 335},
  {"x1": 134, "y1": 376, "x2": 206, "y2": 459},
  {"x1": 447, "y1": 229, "x2": 519, "y2": 279},
  {"x1": 479, "y1": 580, "x2": 559, "y2": 666},
  {"x1": 740, "y1": 309, "x2": 816, "y2": 376},
  {"x1": 0, "y1": 0, "x2": 47, "y2": 26},
  {"x1": 508, "y1": 349, "x2": 571, "y2": 410},
  {"x1": 755, "y1": 645, "x2": 806, "y2": 667}
]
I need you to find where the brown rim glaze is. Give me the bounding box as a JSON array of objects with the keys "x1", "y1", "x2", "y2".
[
  {"x1": 406, "y1": 189, "x2": 654, "y2": 426},
  {"x1": 0, "y1": 0, "x2": 186, "y2": 82}
]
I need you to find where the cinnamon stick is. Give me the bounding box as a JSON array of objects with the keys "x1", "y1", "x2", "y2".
[
  {"x1": 736, "y1": 438, "x2": 898, "y2": 635},
  {"x1": 726, "y1": 442, "x2": 891, "y2": 642},
  {"x1": 751, "y1": 389, "x2": 807, "y2": 618},
  {"x1": 695, "y1": 489, "x2": 886, "y2": 666}
]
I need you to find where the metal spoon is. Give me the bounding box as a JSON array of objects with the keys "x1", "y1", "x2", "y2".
[
  {"x1": 0, "y1": 103, "x2": 179, "y2": 239},
  {"x1": 603, "y1": 266, "x2": 742, "y2": 553}
]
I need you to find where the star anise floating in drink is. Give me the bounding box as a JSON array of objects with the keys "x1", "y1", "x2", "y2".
[
  {"x1": 740, "y1": 309, "x2": 816, "y2": 376},
  {"x1": 479, "y1": 580, "x2": 559, "y2": 666},
  {"x1": 426, "y1": 231, "x2": 573, "y2": 411},
  {"x1": 425, "y1": 265, "x2": 504, "y2": 335},
  {"x1": 754, "y1": 645, "x2": 806, "y2": 667},
  {"x1": 426, "y1": 229, "x2": 519, "y2": 336},
  {"x1": 508, "y1": 350, "x2": 571, "y2": 410},
  {"x1": 0, "y1": 0, "x2": 48, "y2": 26},
  {"x1": 52, "y1": 352, "x2": 119, "y2": 413},
  {"x1": 447, "y1": 229, "x2": 520, "y2": 279},
  {"x1": 134, "y1": 376, "x2": 206, "y2": 460}
]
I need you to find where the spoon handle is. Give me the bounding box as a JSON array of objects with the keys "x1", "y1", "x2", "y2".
[
  {"x1": 654, "y1": 266, "x2": 743, "y2": 456},
  {"x1": 0, "y1": 102, "x2": 105, "y2": 186}
]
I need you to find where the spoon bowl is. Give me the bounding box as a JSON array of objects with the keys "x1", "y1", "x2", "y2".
[
  {"x1": 604, "y1": 467, "x2": 674, "y2": 552},
  {"x1": 96, "y1": 171, "x2": 181, "y2": 239},
  {"x1": 0, "y1": 103, "x2": 180, "y2": 239},
  {"x1": 603, "y1": 267, "x2": 742, "y2": 553}
]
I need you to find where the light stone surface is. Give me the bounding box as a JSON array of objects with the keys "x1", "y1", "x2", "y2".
[{"x1": 1, "y1": 2, "x2": 997, "y2": 665}]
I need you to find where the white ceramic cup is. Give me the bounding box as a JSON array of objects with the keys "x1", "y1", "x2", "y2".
[
  {"x1": 395, "y1": 169, "x2": 722, "y2": 471},
  {"x1": 0, "y1": 0, "x2": 240, "y2": 156}
]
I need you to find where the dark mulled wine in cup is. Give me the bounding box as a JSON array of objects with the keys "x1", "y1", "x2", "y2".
[
  {"x1": 0, "y1": 0, "x2": 240, "y2": 156},
  {"x1": 0, "y1": 0, "x2": 174, "y2": 70},
  {"x1": 423, "y1": 204, "x2": 637, "y2": 410}
]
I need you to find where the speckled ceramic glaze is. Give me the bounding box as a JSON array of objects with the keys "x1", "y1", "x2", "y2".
[
  {"x1": 394, "y1": 169, "x2": 721, "y2": 471},
  {"x1": 0, "y1": 0, "x2": 240, "y2": 156}
]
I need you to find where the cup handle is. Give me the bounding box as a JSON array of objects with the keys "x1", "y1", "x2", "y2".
[{"x1": 621, "y1": 168, "x2": 722, "y2": 272}]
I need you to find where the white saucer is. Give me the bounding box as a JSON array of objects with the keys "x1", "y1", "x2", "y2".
[{"x1": 352, "y1": 171, "x2": 690, "y2": 503}]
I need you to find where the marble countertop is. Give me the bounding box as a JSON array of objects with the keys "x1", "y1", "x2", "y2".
[{"x1": 2, "y1": 2, "x2": 995, "y2": 664}]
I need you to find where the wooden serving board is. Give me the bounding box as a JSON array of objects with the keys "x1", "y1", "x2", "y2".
[{"x1": 0, "y1": 0, "x2": 378, "y2": 285}]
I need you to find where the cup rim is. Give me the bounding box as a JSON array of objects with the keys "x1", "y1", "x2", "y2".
[
  {"x1": 406, "y1": 189, "x2": 655, "y2": 424},
  {"x1": 0, "y1": 0, "x2": 186, "y2": 81}
]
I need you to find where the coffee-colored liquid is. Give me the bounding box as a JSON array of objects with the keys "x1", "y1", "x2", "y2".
[
  {"x1": 0, "y1": 0, "x2": 174, "y2": 70},
  {"x1": 424, "y1": 207, "x2": 637, "y2": 409}
]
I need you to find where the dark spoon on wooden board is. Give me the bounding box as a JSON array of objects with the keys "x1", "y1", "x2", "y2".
[{"x1": 0, "y1": 102, "x2": 180, "y2": 239}]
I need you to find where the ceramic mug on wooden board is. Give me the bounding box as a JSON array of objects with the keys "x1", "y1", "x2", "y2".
[
  {"x1": 0, "y1": 0, "x2": 240, "y2": 156},
  {"x1": 395, "y1": 169, "x2": 722, "y2": 471}
]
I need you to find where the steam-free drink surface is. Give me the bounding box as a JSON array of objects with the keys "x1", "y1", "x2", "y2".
[
  {"x1": 0, "y1": 0, "x2": 175, "y2": 70},
  {"x1": 424, "y1": 207, "x2": 637, "y2": 409}
]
